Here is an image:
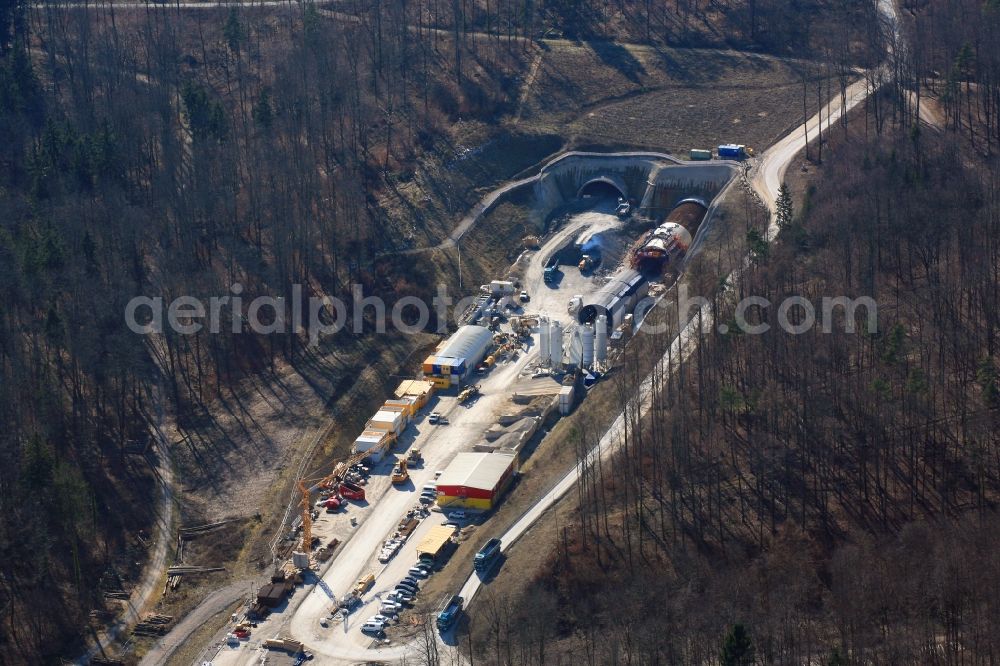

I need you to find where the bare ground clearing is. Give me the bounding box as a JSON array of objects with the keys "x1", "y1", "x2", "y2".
[{"x1": 137, "y1": 35, "x2": 832, "y2": 662}]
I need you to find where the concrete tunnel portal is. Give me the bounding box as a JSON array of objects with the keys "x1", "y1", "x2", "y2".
[{"x1": 577, "y1": 176, "x2": 627, "y2": 201}]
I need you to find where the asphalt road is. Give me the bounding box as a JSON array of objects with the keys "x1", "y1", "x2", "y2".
[
  {"x1": 135, "y1": 0, "x2": 901, "y2": 661},
  {"x1": 206, "y1": 206, "x2": 625, "y2": 665},
  {"x1": 455, "y1": 0, "x2": 904, "y2": 624}
]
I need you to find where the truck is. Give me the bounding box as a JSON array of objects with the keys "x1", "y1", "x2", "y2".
[
  {"x1": 354, "y1": 572, "x2": 375, "y2": 595},
  {"x1": 616, "y1": 198, "x2": 632, "y2": 218},
  {"x1": 543, "y1": 258, "x2": 560, "y2": 284},
  {"x1": 436, "y1": 595, "x2": 464, "y2": 631},
  {"x1": 407, "y1": 448, "x2": 424, "y2": 466},
  {"x1": 717, "y1": 144, "x2": 753, "y2": 159},
  {"x1": 339, "y1": 480, "x2": 365, "y2": 501},
  {"x1": 689, "y1": 148, "x2": 712, "y2": 161},
  {"x1": 264, "y1": 637, "x2": 305, "y2": 653},
  {"x1": 474, "y1": 537, "x2": 502, "y2": 573}
]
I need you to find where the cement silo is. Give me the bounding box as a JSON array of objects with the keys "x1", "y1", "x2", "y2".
[
  {"x1": 580, "y1": 325, "x2": 595, "y2": 368},
  {"x1": 550, "y1": 320, "x2": 563, "y2": 367},
  {"x1": 595, "y1": 315, "x2": 608, "y2": 364},
  {"x1": 539, "y1": 316, "x2": 550, "y2": 365}
]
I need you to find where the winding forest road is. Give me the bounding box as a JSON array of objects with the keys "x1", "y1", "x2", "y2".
[
  {"x1": 394, "y1": 150, "x2": 729, "y2": 258},
  {"x1": 53, "y1": 0, "x2": 902, "y2": 662},
  {"x1": 140, "y1": 577, "x2": 256, "y2": 666},
  {"x1": 79, "y1": 433, "x2": 175, "y2": 665},
  {"x1": 455, "y1": 0, "x2": 903, "y2": 625}
]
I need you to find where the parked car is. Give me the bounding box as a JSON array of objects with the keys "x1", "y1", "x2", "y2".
[
  {"x1": 369, "y1": 614, "x2": 392, "y2": 625},
  {"x1": 387, "y1": 591, "x2": 413, "y2": 604},
  {"x1": 395, "y1": 582, "x2": 418, "y2": 594},
  {"x1": 448, "y1": 510, "x2": 467, "y2": 520},
  {"x1": 361, "y1": 622, "x2": 385, "y2": 635},
  {"x1": 408, "y1": 566, "x2": 429, "y2": 578},
  {"x1": 428, "y1": 412, "x2": 441, "y2": 424},
  {"x1": 401, "y1": 576, "x2": 421, "y2": 588}
]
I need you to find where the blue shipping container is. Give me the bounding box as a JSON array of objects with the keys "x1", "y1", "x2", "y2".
[{"x1": 718, "y1": 144, "x2": 745, "y2": 159}]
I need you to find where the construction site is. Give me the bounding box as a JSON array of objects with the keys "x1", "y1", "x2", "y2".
[{"x1": 195, "y1": 152, "x2": 737, "y2": 665}]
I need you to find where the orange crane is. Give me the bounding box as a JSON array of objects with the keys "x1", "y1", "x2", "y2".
[{"x1": 297, "y1": 435, "x2": 396, "y2": 553}]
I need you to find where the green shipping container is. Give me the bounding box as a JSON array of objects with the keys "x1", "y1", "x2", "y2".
[{"x1": 689, "y1": 149, "x2": 712, "y2": 161}]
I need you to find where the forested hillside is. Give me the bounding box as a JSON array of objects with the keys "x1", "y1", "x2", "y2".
[
  {"x1": 482, "y1": 127, "x2": 1000, "y2": 663},
  {"x1": 472, "y1": 1, "x2": 1000, "y2": 662},
  {"x1": 0, "y1": 1, "x2": 534, "y2": 659},
  {"x1": 0, "y1": 0, "x2": 890, "y2": 661}
]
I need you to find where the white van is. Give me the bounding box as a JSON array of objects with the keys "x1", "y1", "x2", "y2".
[{"x1": 361, "y1": 621, "x2": 384, "y2": 635}]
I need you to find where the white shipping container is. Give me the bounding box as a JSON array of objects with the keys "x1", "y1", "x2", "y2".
[
  {"x1": 354, "y1": 429, "x2": 391, "y2": 462},
  {"x1": 368, "y1": 409, "x2": 407, "y2": 435}
]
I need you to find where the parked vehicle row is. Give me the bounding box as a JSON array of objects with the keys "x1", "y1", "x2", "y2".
[
  {"x1": 418, "y1": 484, "x2": 438, "y2": 505},
  {"x1": 378, "y1": 537, "x2": 404, "y2": 563},
  {"x1": 362, "y1": 560, "x2": 434, "y2": 637}
]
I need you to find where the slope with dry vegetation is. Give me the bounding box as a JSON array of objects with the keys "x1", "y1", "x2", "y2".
[
  {"x1": 0, "y1": 0, "x2": 878, "y2": 661},
  {"x1": 470, "y1": 94, "x2": 1000, "y2": 666}
]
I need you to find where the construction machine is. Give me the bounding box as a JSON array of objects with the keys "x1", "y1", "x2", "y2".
[
  {"x1": 297, "y1": 434, "x2": 394, "y2": 552},
  {"x1": 391, "y1": 458, "x2": 409, "y2": 485},
  {"x1": 458, "y1": 384, "x2": 481, "y2": 404}
]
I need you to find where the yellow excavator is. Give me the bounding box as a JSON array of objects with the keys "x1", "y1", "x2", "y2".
[{"x1": 391, "y1": 458, "x2": 409, "y2": 485}]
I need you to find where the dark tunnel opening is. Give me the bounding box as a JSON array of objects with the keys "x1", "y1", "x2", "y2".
[{"x1": 578, "y1": 179, "x2": 625, "y2": 201}]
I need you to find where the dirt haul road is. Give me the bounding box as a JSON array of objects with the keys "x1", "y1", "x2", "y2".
[
  {"x1": 204, "y1": 56, "x2": 892, "y2": 661},
  {"x1": 206, "y1": 206, "x2": 625, "y2": 666},
  {"x1": 79, "y1": 413, "x2": 175, "y2": 665},
  {"x1": 199, "y1": 3, "x2": 904, "y2": 662},
  {"x1": 455, "y1": 0, "x2": 903, "y2": 629}
]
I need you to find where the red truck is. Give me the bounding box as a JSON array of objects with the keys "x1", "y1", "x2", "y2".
[{"x1": 339, "y1": 480, "x2": 365, "y2": 501}]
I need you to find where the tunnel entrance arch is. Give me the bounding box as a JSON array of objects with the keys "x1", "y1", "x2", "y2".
[{"x1": 577, "y1": 176, "x2": 627, "y2": 201}]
